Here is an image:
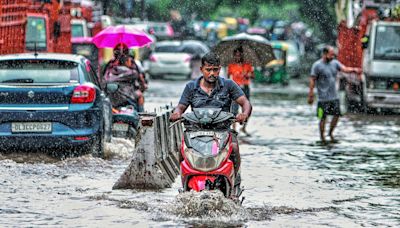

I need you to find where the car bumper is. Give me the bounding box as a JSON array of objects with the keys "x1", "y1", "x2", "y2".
[
  {"x1": 0, "y1": 107, "x2": 102, "y2": 150},
  {"x1": 0, "y1": 134, "x2": 98, "y2": 150},
  {"x1": 366, "y1": 91, "x2": 400, "y2": 108},
  {"x1": 148, "y1": 63, "x2": 191, "y2": 75}
]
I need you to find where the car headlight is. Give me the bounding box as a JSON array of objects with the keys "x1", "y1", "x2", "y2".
[{"x1": 184, "y1": 147, "x2": 229, "y2": 172}]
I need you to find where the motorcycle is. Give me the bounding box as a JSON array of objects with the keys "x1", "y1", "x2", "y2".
[
  {"x1": 179, "y1": 108, "x2": 243, "y2": 202},
  {"x1": 106, "y1": 83, "x2": 140, "y2": 140},
  {"x1": 111, "y1": 104, "x2": 139, "y2": 139}
]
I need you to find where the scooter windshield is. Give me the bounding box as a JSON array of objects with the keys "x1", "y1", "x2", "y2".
[
  {"x1": 183, "y1": 108, "x2": 235, "y2": 130},
  {"x1": 186, "y1": 131, "x2": 229, "y2": 156}
]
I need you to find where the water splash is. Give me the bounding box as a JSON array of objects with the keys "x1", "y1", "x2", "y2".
[{"x1": 104, "y1": 138, "x2": 135, "y2": 160}]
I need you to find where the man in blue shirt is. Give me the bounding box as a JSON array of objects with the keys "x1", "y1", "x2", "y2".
[
  {"x1": 308, "y1": 46, "x2": 361, "y2": 143},
  {"x1": 170, "y1": 52, "x2": 252, "y2": 179}
]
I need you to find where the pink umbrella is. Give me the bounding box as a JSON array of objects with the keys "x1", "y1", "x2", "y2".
[{"x1": 92, "y1": 25, "x2": 153, "y2": 48}]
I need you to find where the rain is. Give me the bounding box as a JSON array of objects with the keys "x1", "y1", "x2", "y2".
[{"x1": 1, "y1": 0, "x2": 400, "y2": 227}]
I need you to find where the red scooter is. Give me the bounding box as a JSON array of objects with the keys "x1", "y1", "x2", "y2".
[{"x1": 179, "y1": 108, "x2": 243, "y2": 202}]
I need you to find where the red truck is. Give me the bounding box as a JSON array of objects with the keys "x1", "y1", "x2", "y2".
[
  {"x1": 0, "y1": 0, "x2": 72, "y2": 54},
  {"x1": 337, "y1": 0, "x2": 400, "y2": 112},
  {"x1": 69, "y1": 0, "x2": 106, "y2": 72}
]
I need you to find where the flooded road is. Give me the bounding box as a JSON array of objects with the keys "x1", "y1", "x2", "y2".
[{"x1": 1, "y1": 79, "x2": 399, "y2": 227}]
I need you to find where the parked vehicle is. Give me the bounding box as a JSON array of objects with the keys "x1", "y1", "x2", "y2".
[
  {"x1": 0, "y1": 0, "x2": 72, "y2": 54},
  {"x1": 179, "y1": 108, "x2": 243, "y2": 202},
  {"x1": 148, "y1": 40, "x2": 209, "y2": 79},
  {"x1": 0, "y1": 53, "x2": 111, "y2": 157},
  {"x1": 337, "y1": 0, "x2": 400, "y2": 112}
]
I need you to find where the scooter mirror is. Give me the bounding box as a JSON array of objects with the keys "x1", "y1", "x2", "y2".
[{"x1": 106, "y1": 83, "x2": 119, "y2": 93}]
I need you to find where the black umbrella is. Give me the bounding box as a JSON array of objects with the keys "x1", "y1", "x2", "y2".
[{"x1": 213, "y1": 33, "x2": 275, "y2": 66}]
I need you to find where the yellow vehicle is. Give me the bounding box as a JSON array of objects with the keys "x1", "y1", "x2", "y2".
[
  {"x1": 255, "y1": 42, "x2": 289, "y2": 85},
  {"x1": 206, "y1": 21, "x2": 228, "y2": 40},
  {"x1": 222, "y1": 17, "x2": 238, "y2": 36}
]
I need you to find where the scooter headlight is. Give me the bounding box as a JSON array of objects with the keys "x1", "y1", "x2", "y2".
[{"x1": 184, "y1": 147, "x2": 229, "y2": 172}]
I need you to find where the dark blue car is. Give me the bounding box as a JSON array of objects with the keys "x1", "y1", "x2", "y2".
[{"x1": 0, "y1": 53, "x2": 111, "y2": 157}]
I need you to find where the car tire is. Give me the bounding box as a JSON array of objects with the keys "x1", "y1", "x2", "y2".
[
  {"x1": 103, "y1": 99, "x2": 112, "y2": 143},
  {"x1": 91, "y1": 133, "x2": 105, "y2": 158}
]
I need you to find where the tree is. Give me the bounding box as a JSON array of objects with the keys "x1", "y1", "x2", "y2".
[{"x1": 298, "y1": 0, "x2": 337, "y2": 42}]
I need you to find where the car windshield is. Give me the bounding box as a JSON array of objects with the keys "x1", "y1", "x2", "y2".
[
  {"x1": 181, "y1": 44, "x2": 209, "y2": 55},
  {"x1": 273, "y1": 49, "x2": 284, "y2": 60},
  {"x1": 152, "y1": 25, "x2": 166, "y2": 32},
  {"x1": 71, "y1": 24, "x2": 84, "y2": 38},
  {"x1": 155, "y1": 45, "x2": 181, "y2": 53},
  {"x1": 0, "y1": 60, "x2": 79, "y2": 84},
  {"x1": 25, "y1": 16, "x2": 47, "y2": 51},
  {"x1": 374, "y1": 25, "x2": 400, "y2": 60}
]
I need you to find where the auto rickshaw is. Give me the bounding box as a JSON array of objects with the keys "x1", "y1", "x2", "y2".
[
  {"x1": 255, "y1": 42, "x2": 289, "y2": 85},
  {"x1": 222, "y1": 17, "x2": 238, "y2": 36}
]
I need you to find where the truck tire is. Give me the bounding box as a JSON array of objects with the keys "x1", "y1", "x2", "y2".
[{"x1": 345, "y1": 95, "x2": 362, "y2": 113}]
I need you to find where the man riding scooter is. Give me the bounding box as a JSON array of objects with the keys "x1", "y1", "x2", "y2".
[{"x1": 170, "y1": 52, "x2": 252, "y2": 189}]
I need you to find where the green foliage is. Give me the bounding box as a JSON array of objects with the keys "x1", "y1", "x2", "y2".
[
  {"x1": 257, "y1": 3, "x2": 300, "y2": 21},
  {"x1": 100, "y1": 0, "x2": 338, "y2": 42}
]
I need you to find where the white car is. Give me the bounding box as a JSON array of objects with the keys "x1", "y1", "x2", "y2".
[{"x1": 148, "y1": 40, "x2": 209, "y2": 79}]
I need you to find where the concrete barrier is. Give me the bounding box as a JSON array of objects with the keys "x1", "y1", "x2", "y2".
[{"x1": 113, "y1": 106, "x2": 183, "y2": 189}]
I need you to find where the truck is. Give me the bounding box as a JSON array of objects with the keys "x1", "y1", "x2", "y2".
[
  {"x1": 0, "y1": 0, "x2": 72, "y2": 54},
  {"x1": 69, "y1": 1, "x2": 110, "y2": 73},
  {"x1": 336, "y1": 0, "x2": 400, "y2": 112}
]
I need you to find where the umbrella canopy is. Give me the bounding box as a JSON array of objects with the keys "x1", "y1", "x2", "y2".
[
  {"x1": 92, "y1": 25, "x2": 153, "y2": 48},
  {"x1": 213, "y1": 33, "x2": 275, "y2": 66}
]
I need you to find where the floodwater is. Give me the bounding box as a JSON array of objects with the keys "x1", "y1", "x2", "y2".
[{"x1": 1, "y1": 79, "x2": 399, "y2": 227}]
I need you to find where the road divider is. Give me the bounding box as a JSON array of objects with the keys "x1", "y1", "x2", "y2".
[{"x1": 113, "y1": 105, "x2": 182, "y2": 189}]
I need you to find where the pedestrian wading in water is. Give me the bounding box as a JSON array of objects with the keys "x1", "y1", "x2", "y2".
[{"x1": 308, "y1": 45, "x2": 361, "y2": 144}]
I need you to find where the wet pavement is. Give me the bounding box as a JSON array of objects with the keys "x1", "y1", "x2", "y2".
[{"x1": 1, "y1": 79, "x2": 399, "y2": 227}]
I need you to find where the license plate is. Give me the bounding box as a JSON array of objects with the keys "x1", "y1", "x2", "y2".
[
  {"x1": 376, "y1": 81, "x2": 387, "y2": 89},
  {"x1": 11, "y1": 122, "x2": 52, "y2": 133},
  {"x1": 113, "y1": 123, "x2": 129, "y2": 132}
]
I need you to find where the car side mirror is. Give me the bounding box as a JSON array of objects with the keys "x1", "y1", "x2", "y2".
[
  {"x1": 361, "y1": 35, "x2": 369, "y2": 49},
  {"x1": 106, "y1": 83, "x2": 118, "y2": 93}
]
